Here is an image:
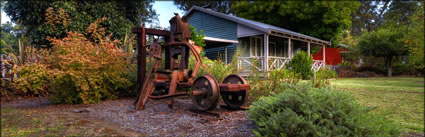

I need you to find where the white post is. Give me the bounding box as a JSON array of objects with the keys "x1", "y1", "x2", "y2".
[
  {"x1": 307, "y1": 42, "x2": 311, "y2": 57},
  {"x1": 288, "y1": 38, "x2": 292, "y2": 59},
  {"x1": 264, "y1": 34, "x2": 269, "y2": 73},
  {"x1": 225, "y1": 46, "x2": 228, "y2": 64},
  {"x1": 322, "y1": 45, "x2": 326, "y2": 65}
]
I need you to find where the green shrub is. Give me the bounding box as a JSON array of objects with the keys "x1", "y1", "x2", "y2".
[
  {"x1": 269, "y1": 68, "x2": 300, "y2": 90},
  {"x1": 313, "y1": 68, "x2": 338, "y2": 88},
  {"x1": 189, "y1": 25, "x2": 206, "y2": 47},
  {"x1": 189, "y1": 52, "x2": 235, "y2": 83},
  {"x1": 13, "y1": 63, "x2": 50, "y2": 96},
  {"x1": 199, "y1": 59, "x2": 234, "y2": 82},
  {"x1": 290, "y1": 51, "x2": 313, "y2": 79},
  {"x1": 248, "y1": 84, "x2": 400, "y2": 137}
]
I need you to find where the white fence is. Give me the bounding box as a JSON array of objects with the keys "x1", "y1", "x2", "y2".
[
  {"x1": 237, "y1": 56, "x2": 291, "y2": 75},
  {"x1": 312, "y1": 60, "x2": 325, "y2": 72},
  {"x1": 1, "y1": 54, "x2": 14, "y2": 80},
  {"x1": 237, "y1": 56, "x2": 325, "y2": 76}
]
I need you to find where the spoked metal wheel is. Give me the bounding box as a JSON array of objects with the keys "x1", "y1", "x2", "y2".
[
  {"x1": 221, "y1": 74, "x2": 249, "y2": 108},
  {"x1": 191, "y1": 74, "x2": 220, "y2": 110}
]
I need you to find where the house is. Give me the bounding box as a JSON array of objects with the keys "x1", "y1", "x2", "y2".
[
  {"x1": 313, "y1": 44, "x2": 353, "y2": 70},
  {"x1": 312, "y1": 47, "x2": 343, "y2": 65},
  {"x1": 184, "y1": 6, "x2": 330, "y2": 75}
]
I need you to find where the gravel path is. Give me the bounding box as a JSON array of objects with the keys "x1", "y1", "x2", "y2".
[{"x1": 1, "y1": 97, "x2": 255, "y2": 137}]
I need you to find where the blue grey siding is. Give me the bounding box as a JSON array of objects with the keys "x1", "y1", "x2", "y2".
[
  {"x1": 187, "y1": 10, "x2": 238, "y2": 64},
  {"x1": 226, "y1": 44, "x2": 237, "y2": 63},
  {"x1": 188, "y1": 11, "x2": 237, "y2": 40},
  {"x1": 203, "y1": 43, "x2": 237, "y2": 64}
]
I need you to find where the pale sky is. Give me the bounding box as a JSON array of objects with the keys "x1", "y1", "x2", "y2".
[
  {"x1": 152, "y1": 1, "x2": 185, "y2": 28},
  {"x1": 0, "y1": 1, "x2": 184, "y2": 28},
  {"x1": 1, "y1": 8, "x2": 11, "y2": 24}
]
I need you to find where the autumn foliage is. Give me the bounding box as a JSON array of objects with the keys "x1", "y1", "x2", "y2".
[
  {"x1": 46, "y1": 18, "x2": 132, "y2": 104},
  {"x1": 10, "y1": 9, "x2": 134, "y2": 104}
]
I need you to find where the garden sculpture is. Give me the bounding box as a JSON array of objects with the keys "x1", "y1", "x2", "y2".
[{"x1": 132, "y1": 13, "x2": 250, "y2": 111}]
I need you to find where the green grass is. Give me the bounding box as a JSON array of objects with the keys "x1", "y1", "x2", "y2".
[
  {"x1": 330, "y1": 77, "x2": 424, "y2": 133},
  {"x1": 1, "y1": 107, "x2": 70, "y2": 137}
]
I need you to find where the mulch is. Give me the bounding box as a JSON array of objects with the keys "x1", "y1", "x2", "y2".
[{"x1": 1, "y1": 97, "x2": 255, "y2": 137}]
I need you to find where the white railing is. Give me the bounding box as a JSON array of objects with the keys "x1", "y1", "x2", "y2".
[
  {"x1": 312, "y1": 60, "x2": 324, "y2": 71},
  {"x1": 1, "y1": 54, "x2": 7, "y2": 78},
  {"x1": 268, "y1": 56, "x2": 290, "y2": 70},
  {"x1": 237, "y1": 56, "x2": 265, "y2": 72},
  {"x1": 237, "y1": 56, "x2": 291, "y2": 72},
  {"x1": 237, "y1": 57, "x2": 325, "y2": 76}
]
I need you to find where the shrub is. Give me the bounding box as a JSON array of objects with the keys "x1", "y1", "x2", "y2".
[
  {"x1": 189, "y1": 51, "x2": 235, "y2": 83},
  {"x1": 248, "y1": 69, "x2": 300, "y2": 105},
  {"x1": 248, "y1": 84, "x2": 400, "y2": 137},
  {"x1": 198, "y1": 58, "x2": 234, "y2": 82},
  {"x1": 189, "y1": 25, "x2": 206, "y2": 47},
  {"x1": 47, "y1": 18, "x2": 132, "y2": 104},
  {"x1": 269, "y1": 68, "x2": 300, "y2": 90},
  {"x1": 13, "y1": 63, "x2": 50, "y2": 96},
  {"x1": 290, "y1": 51, "x2": 313, "y2": 79},
  {"x1": 313, "y1": 68, "x2": 338, "y2": 88}
]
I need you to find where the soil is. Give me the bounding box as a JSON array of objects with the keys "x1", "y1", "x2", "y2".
[{"x1": 1, "y1": 97, "x2": 254, "y2": 137}]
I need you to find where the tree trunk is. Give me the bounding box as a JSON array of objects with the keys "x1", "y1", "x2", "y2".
[{"x1": 386, "y1": 56, "x2": 393, "y2": 77}]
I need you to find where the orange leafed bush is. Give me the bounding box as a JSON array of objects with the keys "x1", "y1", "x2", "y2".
[{"x1": 47, "y1": 18, "x2": 133, "y2": 104}]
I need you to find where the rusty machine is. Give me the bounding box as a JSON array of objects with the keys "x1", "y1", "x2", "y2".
[{"x1": 132, "y1": 14, "x2": 250, "y2": 111}]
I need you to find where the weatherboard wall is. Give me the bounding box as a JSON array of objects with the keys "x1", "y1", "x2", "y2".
[{"x1": 187, "y1": 10, "x2": 238, "y2": 63}]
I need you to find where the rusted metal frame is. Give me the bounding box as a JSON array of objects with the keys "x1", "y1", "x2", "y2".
[
  {"x1": 166, "y1": 71, "x2": 179, "y2": 108},
  {"x1": 133, "y1": 24, "x2": 146, "y2": 106},
  {"x1": 192, "y1": 90, "x2": 208, "y2": 96},
  {"x1": 135, "y1": 59, "x2": 159, "y2": 110},
  {"x1": 146, "y1": 28, "x2": 170, "y2": 36},
  {"x1": 149, "y1": 92, "x2": 189, "y2": 100},
  {"x1": 177, "y1": 82, "x2": 193, "y2": 88},
  {"x1": 192, "y1": 83, "x2": 250, "y2": 96},
  {"x1": 164, "y1": 41, "x2": 202, "y2": 83},
  {"x1": 186, "y1": 42, "x2": 202, "y2": 83},
  {"x1": 133, "y1": 13, "x2": 250, "y2": 111},
  {"x1": 219, "y1": 84, "x2": 250, "y2": 92}
]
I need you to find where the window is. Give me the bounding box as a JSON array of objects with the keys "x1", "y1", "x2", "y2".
[
  {"x1": 250, "y1": 36, "x2": 263, "y2": 57},
  {"x1": 269, "y1": 42, "x2": 276, "y2": 56}
]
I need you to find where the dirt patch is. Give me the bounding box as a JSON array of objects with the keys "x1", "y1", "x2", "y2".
[{"x1": 1, "y1": 97, "x2": 254, "y2": 136}]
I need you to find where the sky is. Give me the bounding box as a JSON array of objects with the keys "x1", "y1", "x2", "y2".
[
  {"x1": 0, "y1": 1, "x2": 184, "y2": 28},
  {"x1": 1, "y1": 8, "x2": 11, "y2": 24},
  {"x1": 152, "y1": 1, "x2": 185, "y2": 28}
]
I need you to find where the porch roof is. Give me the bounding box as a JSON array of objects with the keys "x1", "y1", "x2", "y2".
[{"x1": 184, "y1": 6, "x2": 330, "y2": 45}]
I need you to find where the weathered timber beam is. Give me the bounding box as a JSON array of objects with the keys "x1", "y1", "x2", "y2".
[{"x1": 132, "y1": 27, "x2": 170, "y2": 36}]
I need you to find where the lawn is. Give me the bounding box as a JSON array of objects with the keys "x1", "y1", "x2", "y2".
[
  {"x1": 1, "y1": 107, "x2": 70, "y2": 137},
  {"x1": 1, "y1": 106, "x2": 144, "y2": 136},
  {"x1": 330, "y1": 77, "x2": 424, "y2": 133}
]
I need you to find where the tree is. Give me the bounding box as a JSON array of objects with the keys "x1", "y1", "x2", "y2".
[
  {"x1": 351, "y1": 1, "x2": 390, "y2": 36},
  {"x1": 401, "y1": 2, "x2": 424, "y2": 75},
  {"x1": 3, "y1": 0, "x2": 157, "y2": 48},
  {"x1": 384, "y1": 1, "x2": 421, "y2": 25},
  {"x1": 174, "y1": 0, "x2": 236, "y2": 14},
  {"x1": 1, "y1": 22, "x2": 18, "y2": 54},
  {"x1": 232, "y1": 1, "x2": 359, "y2": 46},
  {"x1": 358, "y1": 27, "x2": 408, "y2": 77}
]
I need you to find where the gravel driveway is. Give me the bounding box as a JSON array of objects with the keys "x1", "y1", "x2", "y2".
[{"x1": 2, "y1": 97, "x2": 255, "y2": 137}]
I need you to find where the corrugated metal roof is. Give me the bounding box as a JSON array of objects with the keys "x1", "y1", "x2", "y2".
[{"x1": 184, "y1": 6, "x2": 330, "y2": 45}]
